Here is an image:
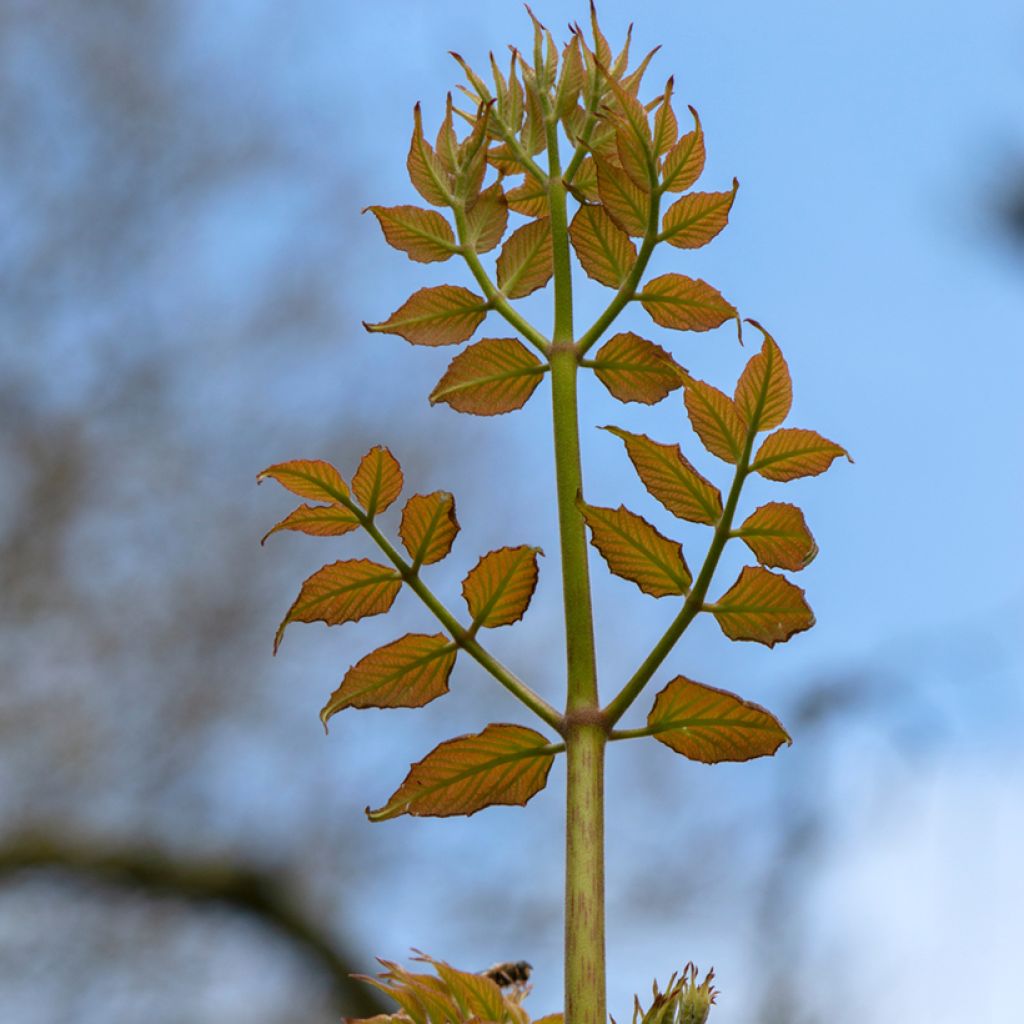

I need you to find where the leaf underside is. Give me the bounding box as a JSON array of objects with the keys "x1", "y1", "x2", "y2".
[
  {"x1": 462, "y1": 545, "x2": 542, "y2": 628},
  {"x1": 430, "y1": 337, "x2": 546, "y2": 415},
  {"x1": 399, "y1": 492, "x2": 460, "y2": 566},
  {"x1": 711, "y1": 565, "x2": 814, "y2": 647},
  {"x1": 737, "y1": 502, "x2": 817, "y2": 571},
  {"x1": 591, "y1": 333, "x2": 685, "y2": 405}
]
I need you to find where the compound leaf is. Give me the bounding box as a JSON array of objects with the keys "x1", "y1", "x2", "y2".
[
  {"x1": 752, "y1": 428, "x2": 851, "y2": 481},
  {"x1": 261, "y1": 503, "x2": 360, "y2": 545},
  {"x1": 366, "y1": 205, "x2": 456, "y2": 263},
  {"x1": 399, "y1": 492, "x2": 460, "y2": 566},
  {"x1": 365, "y1": 285, "x2": 488, "y2": 347},
  {"x1": 639, "y1": 274, "x2": 737, "y2": 333},
  {"x1": 462, "y1": 545, "x2": 542, "y2": 628},
  {"x1": 661, "y1": 106, "x2": 705, "y2": 192},
  {"x1": 429, "y1": 338, "x2": 546, "y2": 415},
  {"x1": 257, "y1": 459, "x2": 349, "y2": 503},
  {"x1": 496, "y1": 218, "x2": 554, "y2": 298},
  {"x1": 736, "y1": 502, "x2": 817, "y2": 571},
  {"x1": 647, "y1": 676, "x2": 791, "y2": 763},
  {"x1": 569, "y1": 204, "x2": 637, "y2": 289},
  {"x1": 580, "y1": 502, "x2": 690, "y2": 597},
  {"x1": 590, "y1": 332, "x2": 685, "y2": 405},
  {"x1": 684, "y1": 379, "x2": 747, "y2": 463},
  {"x1": 320, "y1": 633, "x2": 456, "y2": 724},
  {"x1": 465, "y1": 183, "x2": 508, "y2": 253},
  {"x1": 660, "y1": 180, "x2": 738, "y2": 249},
  {"x1": 710, "y1": 565, "x2": 814, "y2": 647},
  {"x1": 352, "y1": 446, "x2": 404, "y2": 518},
  {"x1": 734, "y1": 322, "x2": 792, "y2": 432},
  {"x1": 274, "y1": 559, "x2": 402, "y2": 653},
  {"x1": 602, "y1": 426, "x2": 722, "y2": 525},
  {"x1": 366, "y1": 723, "x2": 556, "y2": 820}
]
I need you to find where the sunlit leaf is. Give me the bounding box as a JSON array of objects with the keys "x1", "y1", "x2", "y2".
[
  {"x1": 428, "y1": 961, "x2": 507, "y2": 1023},
  {"x1": 506, "y1": 177, "x2": 549, "y2": 218},
  {"x1": 366, "y1": 723, "x2": 556, "y2": 820},
  {"x1": 352, "y1": 446, "x2": 404, "y2": 517},
  {"x1": 580, "y1": 502, "x2": 690, "y2": 597},
  {"x1": 647, "y1": 676, "x2": 791, "y2": 763},
  {"x1": 366, "y1": 205, "x2": 456, "y2": 263},
  {"x1": 554, "y1": 36, "x2": 584, "y2": 119},
  {"x1": 465, "y1": 183, "x2": 508, "y2": 254},
  {"x1": 589, "y1": 333, "x2": 684, "y2": 405},
  {"x1": 407, "y1": 103, "x2": 452, "y2": 207},
  {"x1": 399, "y1": 492, "x2": 460, "y2": 566},
  {"x1": 661, "y1": 106, "x2": 705, "y2": 193},
  {"x1": 260, "y1": 503, "x2": 360, "y2": 545},
  {"x1": 365, "y1": 285, "x2": 488, "y2": 347},
  {"x1": 569, "y1": 155, "x2": 600, "y2": 202},
  {"x1": 462, "y1": 545, "x2": 542, "y2": 628},
  {"x1": 596, "y1": 159, "x2": 651, "y2": 237},
  {"x1": 274, "y1": 559, "x2": 402, "y2": 653},
  {"x1": 430, "y1": 338, "x2": 546, "y2": 416},
  {"x1": 639, "y1": 274, "x2": 737, "y2": 333},
  {"x1": 652, "y1": 80, "x2": 678, "y2": 156},
  {"x1": 710, "y1": 565, "x2": 814, "y2": 647},
  {"x1": 684, "y1": 379, "x2": 747, "y2": 463},
  {"x1": 320, "y1": 633, "x2": 457, "y2": 723},
  {"x1": 660, "y1": 180, "x2": 738, "y2": 249},
  {"x1": 456, "y1": 102, "x2": 491, "y2": 202},
  {"x1": 257, "y1": 459, "x2": 348, "y2": 503},
  {"x1": 569, "y1": 204, "x2": 637, "y2": 288},
  {"x1": 736, "y1": 502, "x2": 817, "y2": 571},
  {"x1": 611, "y1": 99, "x2": 654, "y2": 192},
  {"x1": 496, "y1": 217, "x2": 554, "y2": 298},
  {"x1": 602, "y1": 426, "x2": 722, "y2": 525},
  {"x1": 752, "y1": 428, "x2": 851, "y2": 481},
  {"x1": 434, "y1": 95, "x2": 459, "y2": 174},
  {"x1": 734, "y1": 322, "x2": 792, "y2": 432}
]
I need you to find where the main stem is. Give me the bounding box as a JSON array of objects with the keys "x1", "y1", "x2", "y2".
[{"x1": 546, "y1": 116, "x2": 607, "y2": 1024}]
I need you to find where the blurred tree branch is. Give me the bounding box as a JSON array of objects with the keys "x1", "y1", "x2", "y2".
[{"x1": 0, "y1": 832, "x2": 385, "y2": 1018}]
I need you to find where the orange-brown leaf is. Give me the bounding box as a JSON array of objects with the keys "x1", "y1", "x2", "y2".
[
  {"x1": 734, "y1": 322, "x2": 792, "y2": 432},
  {"x1": 736, "y1": 502, "x2": 817, "y2": 571},
  {"x1": 320, "y1": 633, "x2": 456, "y2": 723},
  {"x1": 652, "y1": 82, "x2": 678, "y2": 156},
  {"x1": 366, "y1": 723, "x2": 556, "y2": 820},
  {"x1": 429, "y1": 961, "x2": 507, "y2": 1024},
  {"x1": 613, "y1": 109, "x2": 654, "y2": 192},
  {"x1": 407, "y1": 103, "x2": 452, "y2": 207},
  {"x1": 639, "y1": 274, "x2": 737, "y2": 333},
  {"x1": 602, "y1": 426, "x2": 723, "y2": 525},
  {"x1": 596, "y1": 159, "x2": 651, "y2": 236},
  {"x1": 399, "y1": 492, "x2": 459, "y2": 566},
  {"x1": 647, "y1": 676, "x2": 791, "y2": 763},
  {"x1": 569, "y1": 204, "x2": 637, "y2": 288},
  {"x1": 257, "y1": 459, "x2": 349, "y2": 503},
  {"x1": 590, "y1": 333, "x2": 684, "y2": 405},
  {"x1": 661, "y1": 106, "x2": 705, "y2": 192},
  {"x1": 352, "y1": 446, "x2": 403, "y2": 517},
  {"x1": 260, "y1": 503, "x2": 360, "y2": 545},
  {"x1": 365, "y1": 285, "x2": 488, "y2": 347},
  {"x1": 684, "y1": 379, "x2": 747, "y2": 463},
  {"x1": 752, "y1": 428, "x2": 851, "y2": 481},
  {"x1": 465, "y1": 183, "x2": 509, "y2": 253},
  {"x1": 660, "y1": 180, "x2": 738, "y2": 249},
  {"x1": 580, "y1": 502, "x2": 690, "y2": 597},
  {"x1": 274, "y1": 559, "x2": 402, "y2": 653},
  {"x1": 506, "y1": 177, "x2": 549, "y2": 218},
  {"x1": 462, "y1": 545, "x2": 542, "y2": 628},
  {"x1": 366, "y1": 205, "x2": 456, "y2": 263},
  {"x1": 429, "y1": 338, "x2": 546, "y2": 416},
  {"x1": 569, "y1": 155, "x2": 600, "y2": 202},
  {"x1": 496, "y1": 218, "x2": 554, "y2": 298},
  {"x1": 711, "y1": 565, "x2": 814, "y2": 647}
]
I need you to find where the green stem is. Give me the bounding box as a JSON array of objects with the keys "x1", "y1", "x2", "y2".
[
  {"x1": 452, "y1": 204, "x2": 551, "y2": 357},
  {"x1": 603, "y1": 429, "x2": 756, "y2": 727},
  {"x1": 354, "y1": 507, "x2": 563, "y2": 732},
  {"x1": 546, "y1": 110, "x2": 607, "y2": 1024}
]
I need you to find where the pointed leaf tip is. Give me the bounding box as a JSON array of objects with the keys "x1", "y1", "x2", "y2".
[
  {"x1": 366, "y1": 285, "x2": 488, "y2": 347},
  {"x1": 352, "y1": 446, "x2": 403, "y2": 517},
  {"x1": 639, "y1": 274, "x2": 737, "y2": 334},
  {"x1": 257, "y1": 459, "x2": 349, "y2": 503},
  {"x1": 734, "y1": 324, "x2": 792, "y2": 433},
  {"x1": 752, "y1": 428, "x2": 851, "y2": 481}
]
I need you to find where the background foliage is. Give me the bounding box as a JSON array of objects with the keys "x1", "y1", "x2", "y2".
[{"x1": 1, "y1": 2, "x2": 1022, "y2": 1022}]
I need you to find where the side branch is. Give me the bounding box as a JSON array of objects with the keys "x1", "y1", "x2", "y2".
[
  {"x1": 603, "y1": 430, "x2": 756, "y2": 727},
  {"x1": 452, "y1": 204, "x2": 551, "y2": 357},
  {"x1": 355, "y1": 507, "x2": 564, "y2": 732}
]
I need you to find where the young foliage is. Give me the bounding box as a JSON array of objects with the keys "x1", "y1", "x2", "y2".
[{"x1": 261, "y1": 9, "x2": 848, "y2": 1022}]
